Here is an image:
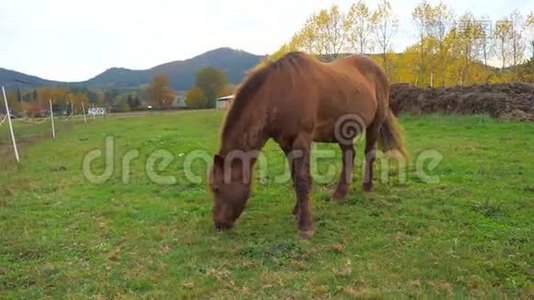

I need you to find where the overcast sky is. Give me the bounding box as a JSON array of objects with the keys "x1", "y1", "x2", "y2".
[{"x1": 1, "y1": 0, "x2": 532, "y2": 82}]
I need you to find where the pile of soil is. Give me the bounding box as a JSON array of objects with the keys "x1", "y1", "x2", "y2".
[{"x1": 389, "y1": 83, "x2": 534, "y2": 121}]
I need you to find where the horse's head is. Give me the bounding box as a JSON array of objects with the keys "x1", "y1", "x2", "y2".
[{"x1": 209, "y1": 154, "x2": 255, "y2": 230}]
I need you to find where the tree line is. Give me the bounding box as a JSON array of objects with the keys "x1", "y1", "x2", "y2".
[
  {"x1": 143, "y1": 66, "x2": 232, "y2": 110},
  {"x1": 2, "y1": 66, "x2": 232, "y2": 116},
  {"x1": 266, "y1": 0, "x2": 534, "y2": 87},
  {"x1": 2, "y1": 86, "x2": 144, "y2": 117},
  {"x1": 125, "y1": 66, "x2": 231, "y2": 111}
]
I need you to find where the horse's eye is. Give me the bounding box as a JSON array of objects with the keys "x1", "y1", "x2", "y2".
[{"x1": 212, "y1": 186, "x2": 220, "y2": 193}]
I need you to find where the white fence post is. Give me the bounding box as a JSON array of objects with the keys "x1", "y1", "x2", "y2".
[
  {"x1": 82, "y1": 102, "x2": 87, "y2": 124},
  {"x1": 2, "y1": 86, "x2": 20, "y2": 162},
  {"x1": 49, "y1": 99, "x2": 56, "y2": 139}
]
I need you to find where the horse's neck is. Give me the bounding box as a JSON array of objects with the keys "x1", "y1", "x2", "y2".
[{"x1": 219, "y1": 108, "x2": 268, "y2": 156}]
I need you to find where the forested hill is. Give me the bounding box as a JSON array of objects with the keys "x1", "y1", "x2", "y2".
[
  {"x1": 0, "y1": 68, "x2": 60, "y2": 90},
  {"x1": 0, "y1": 48, "x2": 265, "y2": 91}
]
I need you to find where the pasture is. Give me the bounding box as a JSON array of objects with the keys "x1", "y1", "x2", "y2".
[{"x1": 0, "y1": 111, "x2": 533, "y2": 298}]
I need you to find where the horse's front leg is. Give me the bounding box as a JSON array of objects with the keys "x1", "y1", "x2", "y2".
[
  {"x1": 281, "y1": 147, "x2": 300, "y2": 218},
  {"x1": 289, "y1": 135, "x2": 314, "y2": 239},
  {"x1": 332, "y1": 143, "x2": 356, "y2": 200}
]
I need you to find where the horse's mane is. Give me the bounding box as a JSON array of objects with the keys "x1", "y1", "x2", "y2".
[{"x1": 221, "y1": 52, "x2": 313, "y2": 139}]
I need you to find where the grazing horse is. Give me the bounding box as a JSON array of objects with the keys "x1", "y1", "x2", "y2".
[{"x1": 209, "y1": 52, "x2": 406, "y2": 238}]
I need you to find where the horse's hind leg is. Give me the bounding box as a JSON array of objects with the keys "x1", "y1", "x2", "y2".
[
  {"x1": 332, "y1": 143, "x2": 356, "y2": 200},
  {"x1": 363, "y1": 123, "x2": 380, "y2": 191}
]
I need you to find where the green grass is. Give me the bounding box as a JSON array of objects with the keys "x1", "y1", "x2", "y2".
[{"x1": 0, "y1": 111, "x2": 533, "y2": 298}]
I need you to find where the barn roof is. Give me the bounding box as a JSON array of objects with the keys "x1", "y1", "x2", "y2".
[{"x1": 216, "y1": 95, "x2": 235, "y2": 101}]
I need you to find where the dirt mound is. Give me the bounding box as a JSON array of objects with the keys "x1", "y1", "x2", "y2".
[{"x1": 389, "y1": 83, "x2": 534, "y2": 121}]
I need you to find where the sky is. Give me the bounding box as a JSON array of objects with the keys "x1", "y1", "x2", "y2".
[{"x1": 1, "y1": 0, "x2": 532, "y2": 82}]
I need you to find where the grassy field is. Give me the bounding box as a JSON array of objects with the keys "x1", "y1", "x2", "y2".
[{"x1": 0, "y1": 111, "x2": 533, "y2": 298}]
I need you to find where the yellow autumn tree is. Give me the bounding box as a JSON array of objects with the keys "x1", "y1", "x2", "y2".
[
  {"x1": 260, "y1": 3, "x2": 533, "y2": 86},
  {"x1": 346, "y1": 0, "x2": 374, "y2": 54},
  {"x1": 146, "y1": 74, "x2": 176, "y2": 109},
  {"x1": 372, "y1": 0, "x2": 398, "y2": 73},
  {"x1": 185, "y1": 86, "x2": 208, "y2": 109}
]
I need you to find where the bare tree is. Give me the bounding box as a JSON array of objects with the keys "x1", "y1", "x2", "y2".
[
  {"x1": 412, "y1": 0, "x2": 434, "y2": 76},
  {"x1": 294, "y1": 5, "x2": 349, "y2": 58},
  {"x1": 318, "y1": 5, "x2": 349, "y2": 57},
  {"x1": 431, "y1": 2, "x2": 454, "y2": 86},
  {"x1": 372, "y1": 0, "x2": 399, "y2": 72},
  {"x1": 476, "y1": 16, "x2": 494, "y2": 66},
  {"x1": 509, "y1": 10, "x2": 526, "y2": 66},
  {"x1": 494, "y1": 18, "x2": 513, "y2": 68},
  {"x1": 346, "y1": 0, "x2": 374, "y2": 54},
  {"x1": 456, "y1": 12, "x2": 483, "y2": 85},
  {"x1": 526, "y1": 12, "x2": 534, "y2": 58}
]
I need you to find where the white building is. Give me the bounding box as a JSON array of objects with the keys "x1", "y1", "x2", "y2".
[{"x1": 216, "y1": 95, "x2": 234, "y2": 110}]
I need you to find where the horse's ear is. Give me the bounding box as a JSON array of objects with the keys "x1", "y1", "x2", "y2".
[{"x1": 213, "y1": 154, "x2": 224, "y2": 168}]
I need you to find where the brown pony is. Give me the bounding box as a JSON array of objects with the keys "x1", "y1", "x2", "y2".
[{"x1": 209, "y1": 52, "x2": 406, "y2": 238}]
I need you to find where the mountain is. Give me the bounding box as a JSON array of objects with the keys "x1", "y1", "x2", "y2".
[
  {"x1": 83, "y1": 67, "x2": 151, "y2": 88},
  {"x1": 0, "y1": 68, "x2": 63, "y2": 90},
  {"x1": 151, "y1": 48, "x2": 264, "y2": 90},
  {"x1": 0, "y1": 48, "x2": 265, "y2": 91}
]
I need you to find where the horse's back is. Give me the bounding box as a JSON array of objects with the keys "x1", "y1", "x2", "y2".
[
  {"x1": 262, "y1": 52, "x2": 388, "y2": 144},
  {"x1": 310, "y1": 55, "x2": 387, "y2": 142},
  {"x1": 334, "y1": 54, "x2": 389, "y2": 115}
]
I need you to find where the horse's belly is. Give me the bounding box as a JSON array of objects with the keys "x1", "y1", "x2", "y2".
[
  {"x1": 312, "y1": 109, "x2": 374, "y2": 143},
  {"x1": 312, "y1": 120, "x2": 355, "y2": 143},
  {"x1": 312, "y1": 121, "x2": 338, "y2": 143}
]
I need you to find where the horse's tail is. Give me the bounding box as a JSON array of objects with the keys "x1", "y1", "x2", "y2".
[{"x1": 378, "y1": 109, "x2": 408, "y2": 159}]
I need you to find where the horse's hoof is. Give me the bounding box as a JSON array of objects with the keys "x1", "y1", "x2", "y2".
[
  {"x1": 331, "y1": 190, "x2": 347, "y2": 201},
  {"x1": 363, "y1": 182, "x2": 373, "y2": 192},
  {"x1": 298, "y1": 229, "x2": 315, "y2": 239},
  {"x1": 292, "y1": 209, "x2": 300, "y2": 221}
]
